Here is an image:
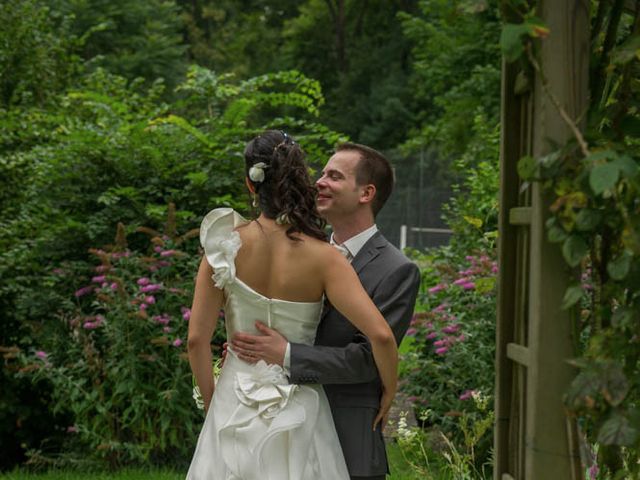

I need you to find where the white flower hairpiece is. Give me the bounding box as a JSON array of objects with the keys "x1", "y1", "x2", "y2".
[{"x1": 249, "y1": 162, "x2": 268, "y2": 183}]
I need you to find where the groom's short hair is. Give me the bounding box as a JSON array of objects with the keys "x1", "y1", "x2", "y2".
[{"x1": 336, "y1": 142, "x2": 394, "y2": 216}]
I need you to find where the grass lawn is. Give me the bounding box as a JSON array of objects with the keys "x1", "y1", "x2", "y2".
[{"x1": 1, "y1": 444, "x2": 434, "y2": 479}]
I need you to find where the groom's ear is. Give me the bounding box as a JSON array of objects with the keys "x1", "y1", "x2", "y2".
[{"x1": 359, "y1": 184, "x2": 376, "y2": 205}]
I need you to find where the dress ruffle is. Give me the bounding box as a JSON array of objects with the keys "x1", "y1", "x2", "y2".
[{"x1": 199, "y1": 208, "x2": 246, "y2": 289}]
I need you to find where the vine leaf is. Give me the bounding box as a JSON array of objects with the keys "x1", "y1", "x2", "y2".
[
  {"x1": 611, "y1": 34, "x2": 640, "y2": 65},
  {"x1": 565, "y1": 369, "x2": 601, "y2": 409},
  {"x1": 589, "y1": 162, "x2": 620, "y2": 195},
  {"x1": 500, "y1": 24, "x2": 530, "y2": 62},
  {"x1": 601, "y1": 364, "x2": 629, "y2": 407},
  {"x1": 562, "y1": 236, "x2": 588, "y2": 267},
  {"x1": 597, "y1": 412, "x2": 638, "y2": 446},
  {"x1": 607, "y1": 251, "x2": 632, "y2": 280},
  {"x1": 575, "y1": 209, "x2": 602, "y2": 231},
  {"x1": 517, "y1": 155, "x2": 537, "y2": 180},
  {"x1": 561, "y1": 284, "x2": 584, "y2": 310},
  {"x1": 612, "y1": 155, "x2": 639, "y2": 178}
]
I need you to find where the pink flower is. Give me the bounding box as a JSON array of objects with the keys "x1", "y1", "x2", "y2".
[
  {"x1": 110, "y1": 282, "x2": 118, "y2": 291},
  {"x1": 94, "y1": 315, "x2": 105, "y2": 326},
  {"x1": 35, "y1": 351, "x2": 48, "y2": 360},
  {"x1": 83, "y1": 321, "x2": 97, "y2": 329},
  {"x1": 433, "y1": 339, "x2": 447, "y2": 347},
  {"x1": 160, "y1": 250, "x2": 176, "y2": 257},
  {"x1": 137, "y1": 277, "x2": 151, "y2": 286},
  {"x1": 457, "y1": 334, "x2": 467, "y2": 342},
  {"x1": 157, "y1": 260, "x2": 171, "y2": 268},
  {"x1": 172, "y1": 338, "x2": 183, "y2": 347},
  {"x1": 588, "y1": 463, "x2": 599, "y2": 480},
  {"x1": 406, "y1": 328, "x2": 417, "y2": 336},
  {"x1": 428, "y1": 284, "x2": 446, "y2": 294},
  {"x1": 66, "y1": 425, "x2": 78, "y2": 434},
  {"x1": 181, "y1": 307, "x2": 191, "y2": 321},
  {"x1": 74, "y1": 286, "x2": 94, "y2": 297},
  {"x1": 426, "y1": 332, "x2": 438, "y2": 340},
  {"x1": 442, "y1": 324, "x2": 460, "y2": 334},
  {"x1": 433, "y1": 303, "x2": 447, "y2": 313},
  {"x1": 91, "y1": 275, "x2": 106, "y2": 283},
  {"x1": 163, "y1": 326, "x2": 173, "y2": 333},
  {"x1": 491, "y1": 264, "x2": 498, "y2": 274},
  {"x1": 95, "y1": 265, "x2": 109, "y2": 273},
  {"x1": 465, "y1": 255, "x2": 475, "y2": 262},
  {"x1": 453, "y1": 277, "x2": 470, "y2": 286},
  {"x1": 459, "y1": 389, "x2": 475, "y2": 401},
  {"x1": 145, "y1": 295, "x2": 156, "y2": 304},
  {"x1": 461, "y1": 282, "x2": 475, "y2": 290},
  {"x1": 52, "y1": 268, "x2": 65, "y2": 276},
  {"x1": 101, "y1": 282, "x2": 108, "y2": 288},
  {"x1": 140, "y1": 284, "x2": 162, "y2": 293},
  {"x1": 139, "y1": 303, "x2": 148, "y2": 311},
  {"x1": 435, "y1": 346, "x2": 448, "y2": 355},
  {"x1": 154, "y1": 246, "x2": 163, "y2": 253},
  {"x1": 153, "y1": 314, "x2": 170, "y2": 325},
  {"x1": 111, "y1": 251, "x2": 130, "y2": 259}
]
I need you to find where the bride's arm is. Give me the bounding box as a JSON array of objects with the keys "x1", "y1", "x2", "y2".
[
  {"x1": 188, "y1": 256, "x2": 224, "y2": 411},
  {"x1": 322, "y1": 250, "x2": 398, "y2": 428}
]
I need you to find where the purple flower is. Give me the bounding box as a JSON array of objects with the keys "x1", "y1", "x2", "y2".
[
  {"x1": 110, "y1": 282, "x2": 118, "y2": 291},
  {"x1": 428, "y1": 284, "x2": 446, "y2": 294},
  {"x1": 181, "y1": 307, "x2": 191, "y2": 321},
  {"x1": 172, "y1": 338, "x2": 183, "y2": 347},
  {"x1": 588, "y1": 463, "x2": 599, "y2": 480},
  {"x1": 433, "y1": 339, "x2": 447, "y2": 347},
  {"x1": 163, "y1": 326, "x2": 173, "y2": 333},
  {"x1": 465, "y1": 255, "x2": 475, "y2": 262},
  {"x1": 442, "y1": 324, "x2": 460, "y2": 334},
  {"x1": 406, "y1": 328, "x2": 417, "y2": 336},
  {"x1": 433, "y1": 303, "x2": 447, "y2": 313},
  {"x1": 154, "y1": 246, "x2": 163, "y2": 253},
  {"x1": 160, "y1": 250, "x2": 176, "y2": 257},
  {"x1": 91, "y1": 275, "x2": 106, "y2": 283},
  {"x1": 156, "y1": 260, "x2": 171, "y2": 268},
  {"x1": 435, "y1": 346, "x2": 448, "y2": 355},
  {"x1": 491, "y1": 264, "x2": 498, "y2": 274},
  {"x1": 137, "y1": 277, "x2": 151, "y2": 286},
  {"x1": 139, "y1": 303, "x2": 148, "y2": 311},
  {"x1": 426, "y1": 332, "x2": 438, "y2": 340},
  {"x1": 153, "y1": 314, "x2": 170, "y2": 325},
  {"x1": 83, "y1": 321, "x2": 97, "y2": 329},
  {"x1": 74, "y1": 286, "x2": 94, "y2": 297},
  {"x1": 140, "y1": 284, "x2": 162, "y2": 293},
  {"x1": 35, "y1": 351, "x2": 48, "y2": 360},
  {"x1": 461, "y1": 282, "x2": 475, "y2": 290},
  {"x1": 459, "y1": 389, "x2": 475, "y2": 401},
  {"x1": 453, "y1": 277, "x2": 470, "y2": 286},
  {"x1": 95, "y1": 265, "x2": 109, "y2": 273},
  {"x1": 145, "y1": 295, "x2": 156, "y2": 305}
]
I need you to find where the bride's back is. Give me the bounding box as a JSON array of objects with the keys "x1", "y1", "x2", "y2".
[{"x1": 234, "y1": 221, "x2": 327, "y2": 303}]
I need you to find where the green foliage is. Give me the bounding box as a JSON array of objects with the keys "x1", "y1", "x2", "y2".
[
  {"x1": 401, "y1": 250, "x2": 497, "y2": 473},
  {"x1": 0, "y1": 0, "x2": 80, "y2": 107},
  {"x1": 48, "y1": 0, "x2": 188, "y2": 88},
  {"x1": 503, "y1": 1, "x2": 640, "y2": 476}
]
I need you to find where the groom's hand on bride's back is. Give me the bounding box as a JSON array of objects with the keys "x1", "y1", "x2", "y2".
[{"x1": 231, "y1": 321, "x2": 287, "y2": 366}]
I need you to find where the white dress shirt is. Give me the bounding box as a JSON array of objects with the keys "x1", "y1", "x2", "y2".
[{"x1": 283, "y1": 224, "x2": 378, "y2": 371}]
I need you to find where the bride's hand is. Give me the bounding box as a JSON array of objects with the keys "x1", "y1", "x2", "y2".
[{"x1": 373, "y1": 388, "x2": 395, "y2": 431}]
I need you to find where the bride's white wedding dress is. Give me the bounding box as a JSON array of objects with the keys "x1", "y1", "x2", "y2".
[{"x1": 186, "y1": 208, "x2": 350, "y2": 480}]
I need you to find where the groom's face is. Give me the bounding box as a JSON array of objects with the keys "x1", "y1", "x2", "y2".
[{"x1": 316, "y1": 150, "x2": 362, "y2": 221}]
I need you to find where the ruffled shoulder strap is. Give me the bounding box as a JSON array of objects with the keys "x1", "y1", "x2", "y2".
[{"x1": 200, "y1": 208, "x2": 247, "y2": 289}]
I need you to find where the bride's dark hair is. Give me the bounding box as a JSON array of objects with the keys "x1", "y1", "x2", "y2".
[{"x1": 244, "y1": 130, "x2": 327, "y2": 241}]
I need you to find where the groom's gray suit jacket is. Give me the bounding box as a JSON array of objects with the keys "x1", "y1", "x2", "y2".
[{"x1": 289, "y1": 231, "x2": 421, "y2": 477}]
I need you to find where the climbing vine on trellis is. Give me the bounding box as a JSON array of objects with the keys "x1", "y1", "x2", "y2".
[{"x1": 500, "y1": 0, "x2": 640, "y2": 477}]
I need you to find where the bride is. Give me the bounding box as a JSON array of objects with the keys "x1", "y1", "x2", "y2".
[{"x1": 186, "y1": 130, "x2": 398, "y2": 479}]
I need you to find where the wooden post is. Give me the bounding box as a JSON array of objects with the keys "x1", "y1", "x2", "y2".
[
  {"x1": 525, "y1": 1, "x2": 589, "y2": 478},
  {"x1": 495, "y1": 1, "x2": 589, "y2": 479}
]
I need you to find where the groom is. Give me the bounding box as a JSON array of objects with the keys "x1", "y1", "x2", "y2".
[{"x1": 231, "y1": 142, "x2": 421, "y2": 480}]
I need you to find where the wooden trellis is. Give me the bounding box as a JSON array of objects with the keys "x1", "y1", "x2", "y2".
[{"x1": 494, "y1": 1, "x2": 589, "y2": 479}]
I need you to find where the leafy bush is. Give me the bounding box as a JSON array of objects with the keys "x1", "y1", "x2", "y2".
[
  {"x1": 11, "y1": 211, "x2": 224, "y2": 468},
  {"x1": 401, "y1": 249, "x2": 497, "y2": 472}
]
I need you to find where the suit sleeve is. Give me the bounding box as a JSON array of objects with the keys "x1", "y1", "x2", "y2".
[{"x1": 289, "y1": 260, "x2": 421, "y2": 385}]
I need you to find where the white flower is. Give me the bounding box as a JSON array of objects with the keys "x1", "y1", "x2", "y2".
[{"x1": 249, "y1": 162, "x2": 267, "y2": 183}]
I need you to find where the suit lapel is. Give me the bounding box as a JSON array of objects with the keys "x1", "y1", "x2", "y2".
[{"x1": 321, "y1": 232, "x2": 387, "y2": 320}]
